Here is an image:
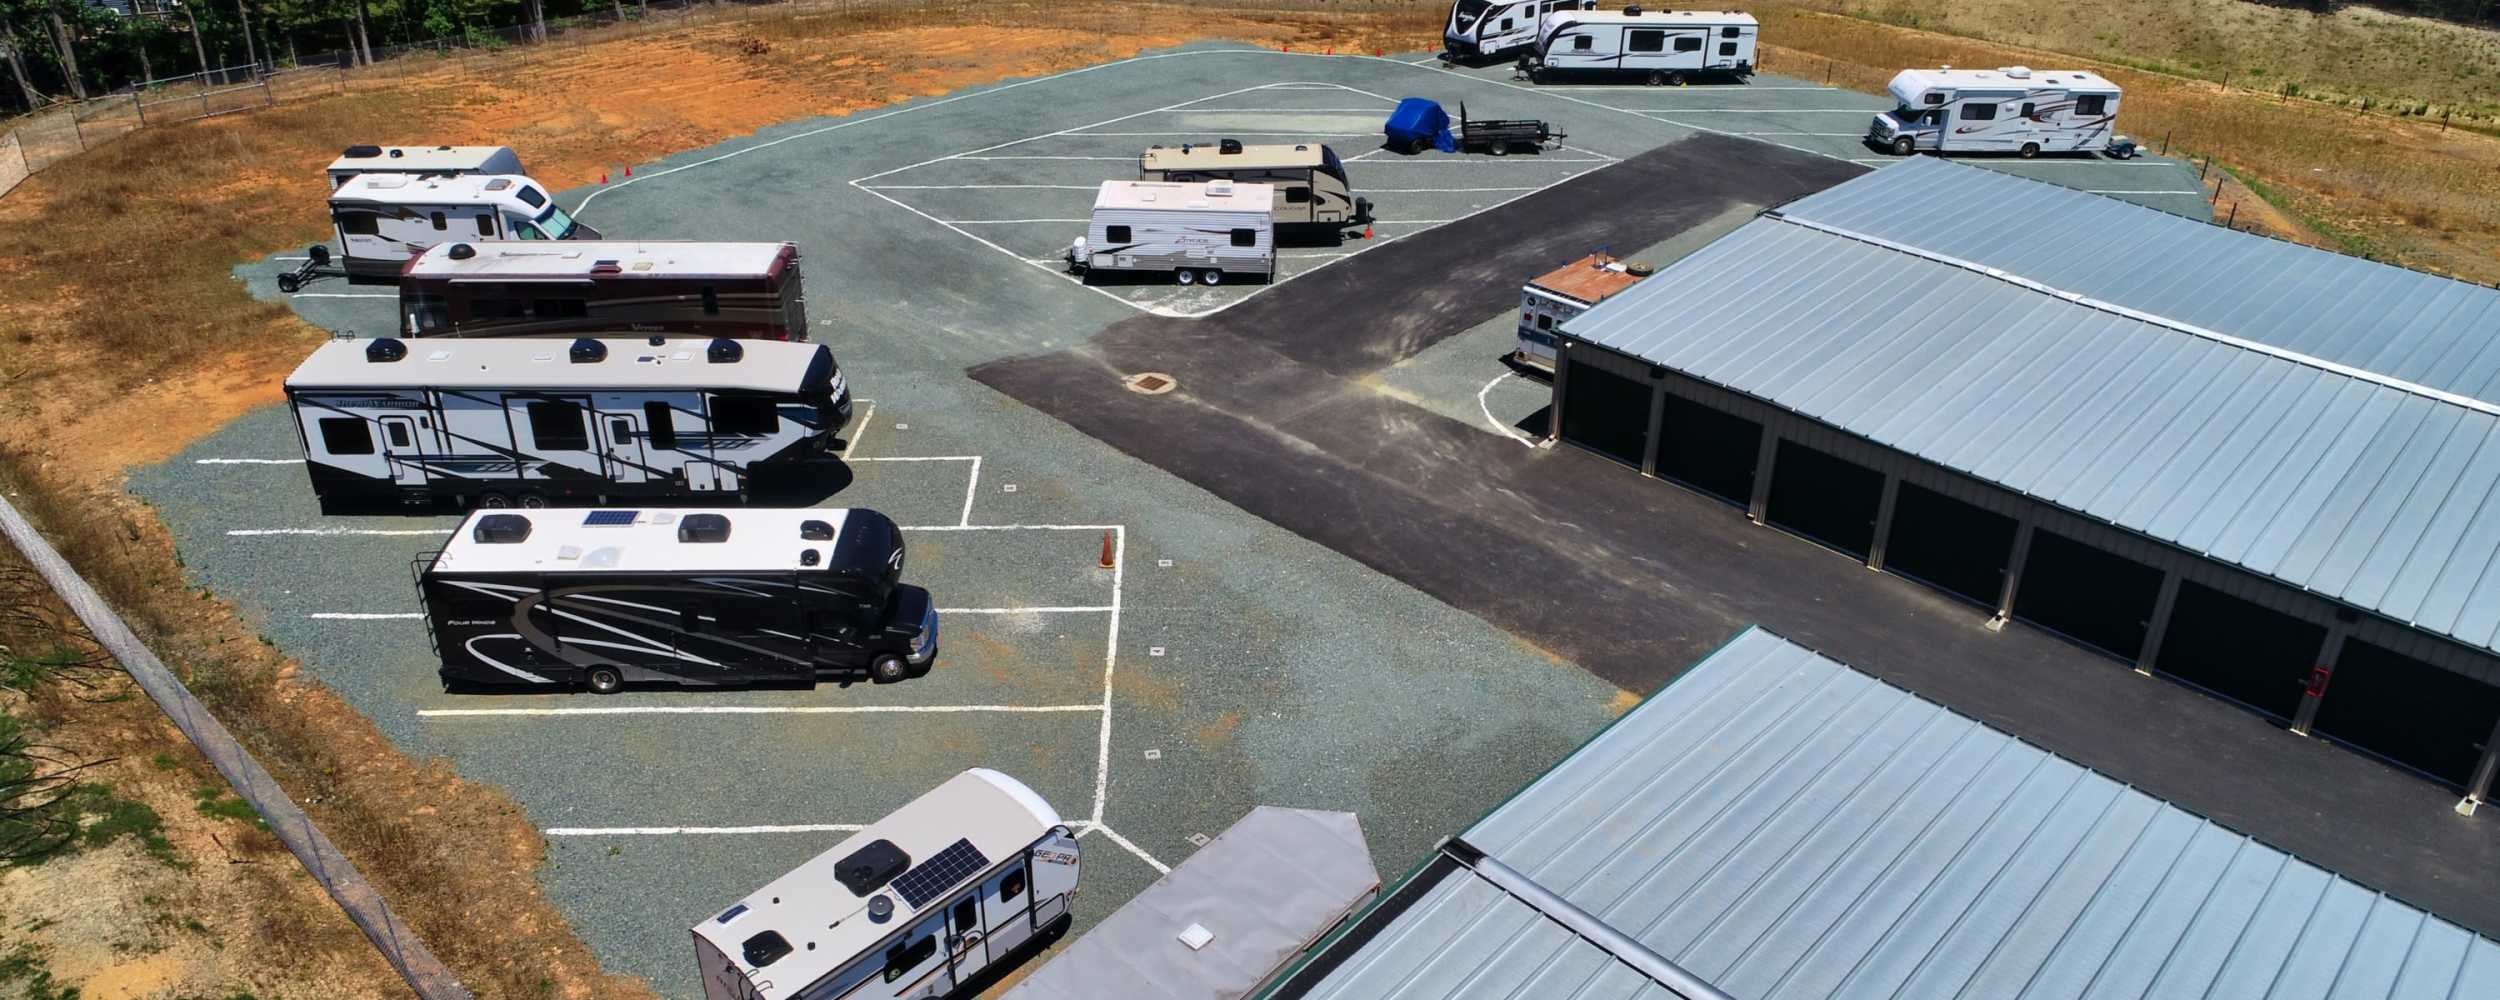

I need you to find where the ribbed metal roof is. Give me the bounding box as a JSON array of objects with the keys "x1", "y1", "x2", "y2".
[
  {"x1": 1287, "y1": 628, "x2": 2500, "y2": 1000},
  {"x1": 1561, "y1": 158, "x2": 2500, "y2": 660}
]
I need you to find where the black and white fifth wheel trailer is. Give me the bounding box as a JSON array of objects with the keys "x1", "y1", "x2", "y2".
[
  {"x1": 693, "y1": 769, "x2": 1079, "y2": 1000},
  {"x1": 419, "y1": 506, "x2": 937, "y2": 692},
  {"x1": 1867, "y1": 66, "x2": 2122, "y2": 156},
  {"x1": 1064, "y1": 180, "x2": 1275, "y2": 287},
  {"x1": 327, "y1": 172, "x2": 600, "y2": 283},
  {"x1": 1443, "y1": 0, "x2": 1590, "y2": 62},
  {"x1": 326, "y1": 144, "x2": 525, "y2": 189},
  {"x1": 1530, "y1": 7, "x2": 1758, "y2": 85},
  {"x1": 283, "y1": 335, "x2": 851, "y2": 509}
]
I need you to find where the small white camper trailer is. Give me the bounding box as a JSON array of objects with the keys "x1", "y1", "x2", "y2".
[
  {"x1": 326, "y1": 144, "x2": 525, "y2": 188},
  {"x1": 692, "y1": 769, "x2": 1080, "y2": 1000},
  {"x1": 283, "y1": 335, "x2": 850, "y2": 508},
  {"x1": 1531, "y1": 8, "x2": 1757, "y2": 85},
  {"x1": 1442, "y1": 0, "x2": 1585, "y2": 61},
  {"x1": 327, "y1": 172, "x2": 600, "y2": 283},
  {"x1": 1064, "y1": 180, "x2": 1275, "y2": 286},
  {"x1": 1137, "y1": 140, "x2": 1371, "y2": 234},
  {"x1": 1867, "y1": 66, "x2": 2122, "y2": 156}
]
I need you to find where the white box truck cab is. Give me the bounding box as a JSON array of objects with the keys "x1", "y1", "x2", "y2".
[
  {"x1": 1137, "y1": 140, "x2": 1372, "y2": 236},
  {"x1": 1064, "y1": 179, "x2": 1274, "y2": 287},
  {"x1": 326, "y1": 144, "x2": 524, "y2": 188},
  {"x1": 327, "y1": 172, "x2": 600, "y2": 283},
  {"x1": 1868, "y1": 66, "x2": 2122, "y2": 157},
  {"x1": 693, "y1": 769, "x2": 1080, "y2": 1000},
  {"x1": 1531, "y1": 7, "x2": 1757, "y2": 86},
  {"x1": 1443, "y1": 0, "x2": 1589, "y2": 62}
]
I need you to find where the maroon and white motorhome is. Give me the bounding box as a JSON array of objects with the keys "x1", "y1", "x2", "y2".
[{"x1": 398, "y1": 240, "x2": 810, "y2": 341}]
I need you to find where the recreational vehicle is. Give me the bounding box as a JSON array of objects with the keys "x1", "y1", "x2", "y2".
[
  {"x1": 1443, "y1": 0, "x2": 1588, "y2": 61},
  {"x1": 1517, "y1": 253, "x2": 1648, "y2": 370},
  {"x1": 1867, "y1": 66, "x2": 2122, "y2": 156},
  {"x1": 326, "y1": 144, "x2": 525, "y2": 188},
  {"x1": 327, "y1": 172, "x2": 601, "y2": 283},
  {"x1": 283, "y1": 335, "x2": 851, "y2": 508},
  {"x1": 418, "y1": 506, "x2": 937, "y2": 692},
  {"x1": 1065, "y1": 180, "x2": 1274, "y2": 286},
  {"x1": 693, "y1": 769, "x2": 1079, "y2": 1000},
  {"x1": 1530, "y1": 8, "x2": 1757, "y2": 85},
  {"x1": 1137, "y1": 140, "x2": 1372, "y2": 235},
  {"x1": 400, "y1": 241, "x2": 809, "y2": 341}
]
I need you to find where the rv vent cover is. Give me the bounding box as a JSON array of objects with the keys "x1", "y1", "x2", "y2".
[
  {"x1": 800, "y1": 520, "x2": 835, "y2": 541},
  {"x1": 590, "y1": 260, "x2": 622, "y2": 275},
  {"x1": 707, "y1": 339, "x2": 744, "y2": 364},
  {"x1": 484, "y1": 178, "x2": 512, "y2": 191},
  {"x1": 1219, "y1": 138, "x2": 1243, "y2": 155},
  {"x1": 677, "y1": 513, "x2": 731, "y2": 543},
  {"x1": 836, "y1": 840, "x2": 912, "y2": 897},
  {"x1": 569, "y1": 338, "x2": 608, "y2": 364},
  {"x1": 2003, "y1": 65, "x2": 2032, "y2": 78},
  {"x1": 386, "y1": 148, "x2": 405, "y2": 158},
  {"x1": 446, "y1": 243, "x2": 476, "y2": 260},
  {"x1": 341, "y1": 144, "x2": 382, "y2": 159},
  {"x1": 365, "y1": 338, "x2": 407, "y2": 363},
  {"x1": 740, "y1": 931, "x2": 793, "y2": 969},
  {"x1": 1623, "y1": 3, "x2": 1639, "y2": 13},
  {"x1": 799, "y1": 550, "x2": 821, "y2": 567},
  {"x1": 472, "y1": 514, "x2": 531, "y2": 544}
]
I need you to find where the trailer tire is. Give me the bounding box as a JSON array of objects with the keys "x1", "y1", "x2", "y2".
[
  {"x1": 276, "y1": 273, "x2": 301, "y2": 294},
  {"x1": 1202, "y1": 269, "x2": 1223, "y2": 286},
  {"x1": 1175, "y1": 269, "x2": 1197, "y2": 286},
  {"x1": 1891, "y1": 136, "x2": 1916, "y2": 156},
  {"x1": 870, "y1": 655, "x2": 909, "y2": 684},
  {"x1": 517, "y1": 492, "x2": 548, "y2": 509},
  {"x1": 1406, "y1": 137, "x2": 1429, "y2": 155},
  {"x1": 476, "y1": 491, "x2": 512, "y2": 509},
  {"x1": 1667, "y1": 71, "x2": 1686, "y2": 86},
  {"x1": 2019, "y1": 142, "x2": 2041, "y2": 159},
  {"x1": 584, "y1": 666, "x2": 624, "y2": 695},
  {"x1": 1489, "y1": 142, "x2": 1507, "y2": 156},
  {"x1": 1647, "y1": 70, "x2": 1666, "y2": 86}
]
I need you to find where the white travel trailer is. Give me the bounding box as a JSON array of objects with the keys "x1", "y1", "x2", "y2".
[
  {"x1": 326, "y1": 144, "x2": 525, "y2": 188},
  {"x1": 283, "y1": 335, "x2": 851, "y2": 508},
  {"x1": 327, "y1": 172, "x2": 601, "y2": 283},
  {"x1": 1867, "y1": 66, "x2": 2122, "y2": 156},
  {"x1": 1137, "y1": 140, "x2": 1372, "y2": 234},
  {"x1": 1442, "y1": 0, "x2": 1588, "y2": 61},
  {"x1": 1064, "y1": 179, "x2": 1275, "y2": 286},
  {"x1": 692, "y1": 769, "x2": 1081, "y2": 1000},
  {"x1": 1531, "y1": 8, "x2": 1757, "y2": 85}
]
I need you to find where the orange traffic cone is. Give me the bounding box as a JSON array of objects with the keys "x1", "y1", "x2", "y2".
[
  {"x1": 1325, "y1": 47, "x2": 1333, "y2": 55},
  {"x1": 1097, "y1": 531, "x2": 1116, "y2": 569},
  {"x1": 624, "y1": 165, "x2": 633, "y2": 177},
  {"x1": 1363, "y1": 225, "x2": 1374, "y2": 240},
  {"x1": 599, "y1": 171, "x2": 609, "y2": 184}
]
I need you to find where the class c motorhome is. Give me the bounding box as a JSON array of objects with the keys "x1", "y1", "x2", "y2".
[
  {"x1": 284, "y1": 335, "x2": 851, "y2": 508},
  {"x1": 400, "y1": 241, "x2": 809, "y2": 341},
  {"x1": 1137, "y1": 140, "x2": 1371, "y2": 235},
  {"x1": 1530, "y1": 7, "x2": 1757, "y2": 85},
  {"x1": 1443, "y1": 0, "x2": 1589, "y2": 61},
  {"x1": 327, "y1": 172, "x2": 601, "y2": 283},
  {"x1": 693, "y1": 769, "x2": 1079, "y2": 1000},
  {"x1": 1064, "y1": 179, "x2": 1275, "y2": 286},
  {"x1": 419, "y1": 506, "x2": 936, "y2": 692},
  {"x1": 326, "y1": 144, "x2": 525, "y2": 189},
  {"x1": 1867, "y1": 66, "x2": 2122, "y2": 156}
]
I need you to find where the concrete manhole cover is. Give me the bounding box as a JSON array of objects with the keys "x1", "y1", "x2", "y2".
[{"x1": 1124, "y1": 372, "x2": 1177, "y2": 395}]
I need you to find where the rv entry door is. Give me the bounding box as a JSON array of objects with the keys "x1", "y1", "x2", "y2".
[
  {"x1": 596, "y1": 400, "x2": 650, "y2": 486},
  {"x1": 944, "y1": 891, "x2": 989, "y2": 983},
  {"x1": 377, "y1": 415, "x2": 430, "y2": 489},
  {"x1": 508, "y1": 395, "x2": 606, "y2": 482},
  {"x1": 976, "y1": 858, "x2": 1036, "y2": 964}
]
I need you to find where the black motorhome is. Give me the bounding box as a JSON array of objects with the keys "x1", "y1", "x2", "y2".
[{"x1": 418, "y1": 507, "x2": 936, "y2": 693}]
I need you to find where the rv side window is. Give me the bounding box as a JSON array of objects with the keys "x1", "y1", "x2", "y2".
[
  {"x1": 710, "y1": 396, "x2": 780, "y2": 435},
  {"x1": 951, "y1": 896, "x2": 978, "y2": 936},
  {"x1": 515, "y1": 185, "x2": 547, "y2": 208},
  {"x1": 2075, "y1": 94, "x2": 2108, "y2": 116},
  {"x1": 608, "y1": 418, "x2": 632, "y2": 444},
  {"x1": 701, "y1": 287, "x2": 720, "y2": 316},
  {"x1": 1722, "y1": 25, "x2": 1739, "y2": 37},
  {"x1": 1571, "y1": 34, "x2": 1591, "y2": 51},
  {"x1": 644, "y1": 402, "x2": 678, "y2": 449},
  {"x1": 1628, "y1": 29, "x2": 1663, "y2": 52},
  {"x1": 406, "y1": 293, "x2": 450, "y2": 335},
  {"x1": 534, "y1": 298, "x2": 588, "y2": 320},
  {"x1": 335, "y1": 212, "x2": 380, "y2": 236},
  {"x1": 1284, "y1": 186, "x2": 1311, "y2": 204},
  {"x1": 430, "y1": 211, "x2": 447, "y2": 231},
  {"x1": 318, "y1": 417, "x2": 374, "y2": 455},
  {"x1": 1923, "y1": 92, "x2": 1944, "y2": 106},
  {"x1": 1001, "y1": 867, "x2": 1026, "y2": 902},
  {"x1": 1105, "y1": 225, "x2": 1132, "y2": 244},
  {"x1": 883, "y1": 934, "x2": 937, "y2": 984},
  {"x1": 1537, "y1": 315, "x2": 1553, "y2": 330},
  {"x1": 1961, "y1": 103, "x2": 1997, "y2": 121},
  {"x1": 1229, "y1": 228, "x2": 1256, "y2": 248},
  {"x1": 2020, "y1": 102, "x2": 2036, "y2": 119},
  {"x1": 1672, "y1": 35, "x2": 1701, "y2": 53},
  {"x1": 474, "y1": 213, "x2": 496, "y2": 237},
  {"x1": 385, "y1": 422, "x2": 413, "y2": 448},
  {"x1": 525, "y1": 400, "x2": 590, "y2": 450}
]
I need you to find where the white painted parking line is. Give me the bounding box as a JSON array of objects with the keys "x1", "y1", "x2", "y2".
[
  {"x1": 1561, "y1": 84, "x2": 1841, "y2": 91},
  {"x1": 939, "y1": 218, "x2": 1091, "y2": 224},
  {"x1": 1091, "y1": 526, "x2": 1124, "y2": 828},
  {"x1": 196, "y1": 458, "x2": 304, "y2": 465},
  {"x1": 228, "y1": 527, "x2": 452, "y2": 537},
  {"x1": 1739, "y1": 132, "x2": 1869, "y2": 137},
  {"x1": 866, "y1": 184, "x2": 1100, "y2": 190},
  {"x1": 547, "y1": 824, "x2": 866, "y2": 837},
  {"x1": 848, "y1": 454, "x2": 982, "y2": 525},
  {"x1": 419, "y1": 704, "x2": 1104, "y2": 718},
  {"x1": 1480, "y1": 372, "x2": 1542, "y2": 449},
  {"x1": 1082, "y1": 820, "x2": 1170, "y2": 875},
  {"x1": 308, "y1": 612, "x2": 424, "y2": 620},
  {"x1": 955, "y1": 155, "x2": 1153, "y2": 161},
  {"x1": 941, "y1": 606, "x2": 1116, "y2": 614},
  {"x1": 1626, "y1": 107, "x2": 1877, "y2": 113},
  {"x1": 1176, "y1": 107, "x2": 1394, "y2": 112},
  {"x1": 839, "y1": 399, "x2": 878, "y2": 460}
]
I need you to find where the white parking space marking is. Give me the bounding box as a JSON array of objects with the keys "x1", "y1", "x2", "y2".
[
  {"x1": 849, "y1": 454, "x2": 981, "y2": 525},
  {"x1": 1366, "y1": 186, "x2": 1543, "y2": 192},
  {"x1": 1480, "y1": 372, "x2": 1541, "y2": 449},
  {"x1": 548, "y1": 824, "x2": 866, "y2": 836},
  {"x1": 1626, "y1": 107, "x2": 1876, "y2": 113},
  {"x1": 867, "y1": 184, "x2": 1100, "y2": 190}
]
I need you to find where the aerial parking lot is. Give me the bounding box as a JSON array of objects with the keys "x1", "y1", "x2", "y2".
[{"x1": 151, "y1": 42, "x2": 2237, "y2": 998}]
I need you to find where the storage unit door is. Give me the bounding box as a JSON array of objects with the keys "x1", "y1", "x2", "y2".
[
  {"x1": 2312, "y1": 640, "x2": 2500, "y2": 787},
  {"x1": 1764, "y1": 441, "x2": 1884, "y2": 559},
  {"x1": 2013, "y1": 530, "x2": 2164, "y2": 661},
  {"x1": 2151, "y1": 582, "x2": 2324, "y2": 722},
  {"x1": 1882, "y1": 482, "x2": 2016, "y2": 607},
  {"x1": 1652, "y1": 394, "x2": 1760, "y2": 506},
  {"x1": 1558, "y1": 361, "x2": 1651, "y2": 468}
]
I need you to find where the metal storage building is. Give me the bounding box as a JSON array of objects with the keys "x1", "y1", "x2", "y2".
[
  {"x1": 1262, "y1": 628, "x2": 2500, "y2": 1000},
  {"x1": 1545, "y1": 156, "x2": 2500, "y2": 807}
]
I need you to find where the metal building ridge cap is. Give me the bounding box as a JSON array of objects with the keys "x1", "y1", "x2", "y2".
[
  {"x1": 1760, "y1": 211, "x2": 2500, "y2": 421},
  {"x1": 1444, "y1": 839, "x2": 1737, "y2": 1000}
]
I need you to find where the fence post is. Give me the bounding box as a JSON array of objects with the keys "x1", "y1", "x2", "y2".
[
  {"x1": 2225, "y1": 201, "x2": 2238, "y2": 230},
  {"x1": 68, "y1": 110, "x2": 84, "y2": 151},
  {"x1": 2443, "y1": 108, "x2": 2451, "y2": 132},
  {"x1": 133, "y1": 91, "x2": 146, "y2": 125},
  {"x1": 2161, "y1": 129, "x2": 2171, "y2": 155},
  {"x1": 2199, "y1": 155, "x2": 2210, "y2": 181}
]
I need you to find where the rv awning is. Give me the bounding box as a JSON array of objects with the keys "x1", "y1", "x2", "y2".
[{"x1": 1003, "y1": 807, "x2": 1376, "y2": 1000}]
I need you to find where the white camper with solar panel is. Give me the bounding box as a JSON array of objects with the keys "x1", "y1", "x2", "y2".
[
  {"x1": 693, "y1": 769, "x2": 1081, "y2": 1000},
  {"x1": 1064, "y1": 179, "x2": 1274, "y2": 286}
]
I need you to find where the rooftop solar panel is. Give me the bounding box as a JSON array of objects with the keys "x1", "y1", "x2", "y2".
[
  {"x1": 890, "y1": 839, "x2": 989, "y2": 909},
  {"x1": 582, "y1": 510, "x2": 640, "y2": 526}
]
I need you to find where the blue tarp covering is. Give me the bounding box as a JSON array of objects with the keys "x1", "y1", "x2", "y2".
[{"x1": 1384, "y1": 97, "x2": 1457, "y2": 153}]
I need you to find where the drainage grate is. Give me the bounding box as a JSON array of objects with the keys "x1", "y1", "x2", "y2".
[{"x1": 1124, "y1": 372, "x2": 1177, "y2": 395}]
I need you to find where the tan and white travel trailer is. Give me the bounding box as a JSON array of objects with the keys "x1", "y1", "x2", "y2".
[
  {"x1": 1867, "y1": 66, "x2": 2122, "y2": 156},
  {"x1": 1138, "y1": 140, "x2": 1372, "y2": 234},
  {"x1": 1531, "y1": 7, "x2": 1757, "y2": 85},
  {"x1": 326, "y1": 144, "x2": 524, "y2": 188},
  {"x1": 1064, "y1": 180, "x2": 1275, "y2": 286},
  {"x1": 400, "y1": 241, "x2": 808, "y2": 341},
  {"x1": 692, "y1": 769, "x2": 1080, "y2": 1000},
  {"x1": 327, "y1": 172, "x2": 601, "y2": 283}
]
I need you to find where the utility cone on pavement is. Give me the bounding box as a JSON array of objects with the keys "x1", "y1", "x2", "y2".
[
  {"x1": 1098, "y1": 531, "x2": 1116, "y2": 569},
  {"x1": 599, "y1": 172, "x2": 608, "y2": 184}
]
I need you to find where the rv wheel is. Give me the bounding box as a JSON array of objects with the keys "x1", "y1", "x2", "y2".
[
  {"x1": 517, "y1": 492, "x2": 548, "y2": 509},
  {"x1": 584, "y1": 666, "x2": 623, "y2": 695},
  {"x1": 476, "y1": 491, "x2": 512, "y2": 509},
  {"x1": 1202, "y1": 269, "x2": 1223, "y2": 286},
  {"x1": 2019, "y1": 142, "x2": 2041, "y2": 159},
  {"x1": 1489, "y1": 142, "x2": 1508, "y2": 156},
  {"x1": 1647, "y1": 70, "x2": 1667, "y2": 86},
  {"x1": 276, "y1": 273, "x2": 301, "y2": 294},
  {"x1": 1667, "y1": 71, "x2": 1687, "y2": 86},
  {"x1": 1891, "y1": 136, "x2": 1915, "y2": 156},
  {"x1": 1175, "y1": 269, "x2": 1198, "y2": 286},
  {"x1": 869, "y1": 655, "x2": 909, "y2": 684}
]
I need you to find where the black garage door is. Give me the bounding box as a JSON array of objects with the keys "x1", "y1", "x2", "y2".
[
  {"x1": 2152, "y1": 582, "x2": 2324, "y2": 723},
  {"x1": 1652, "y1": 395, "x2": 1760, "y2": 506},
  {"x1": 2014, "y1": 530, "x2": 2163, "y2": 662},
  {"x1": 2313, "y1": 640, "x2": 2500, "y2": 787},
  {"x1": 1765, "y1": 442, "x2": 1884, "y2": 559},
  {"x1": 1559, "y1": 362, "x2": 1651, "y2": 468},
  {"x1": 1882, "y1": 483, "x2": 2015, "y2": 607}
]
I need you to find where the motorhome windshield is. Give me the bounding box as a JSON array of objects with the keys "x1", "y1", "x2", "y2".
[
  {"x1": 1319, "y1": 146, "x2": 1348, "y2": 185},
  {"x1": 516, "y1": 203, "x2": 581, "y2": 240}
]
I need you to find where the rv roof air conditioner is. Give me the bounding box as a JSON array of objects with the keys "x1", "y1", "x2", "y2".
[
  {"x1": 446, "y1": 243, "x2": 477, "y2": 260},
  {"x1": 341, "y1": 144, "x2": 382, "y2": 159},
  {"x1": 569, "y1": 338, "x2": 607, "y2": 364},
  {"x1": 472, "y1": 514, "x2": 532, "y2": 544},
  {"x1": 1622, "y1": 4, "x2": 1639, "y2": 14},
  {"x1": 837, "y1": 840, "x2": 911, "y2": 895},
  {"x1": 2003, "y1": 66, "x2": 2032, "y2": 78},
  {"x1": 800, "y1": 519, "x2": 835, "y2": 541},
  {"x1": 677, "y1": 513, "x2": 732, "y2": 543},
  {"x1": 707, "y1": 339, "x2": 743, "y2": 364},
  {"x1": 365, "y1": 338, "x2": 407, "y2": 363},
  {"x1": 1219, "y1": 139, "x2": 1243, "y2": 155}
]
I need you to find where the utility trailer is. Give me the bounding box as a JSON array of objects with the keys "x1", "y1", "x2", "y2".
[
  {"x1": 417, "y1": 506, "x2": 936, "y2": 692},
  {"x1": 399, "y1": 240, "x2": 810, "y2": 341},
  {"x1": 693, "y1": 769, "x2": 1079, "y2": 1000},
  {"x1": 1456, "y1": 102, "x2": 1565, "y2": 155}
]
